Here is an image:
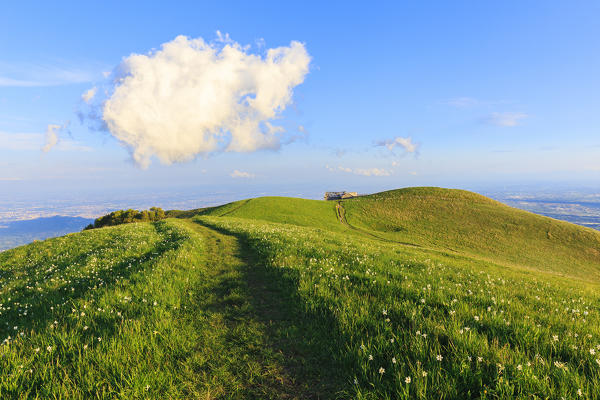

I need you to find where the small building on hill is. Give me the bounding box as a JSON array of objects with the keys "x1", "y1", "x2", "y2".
[{"x1": 324, "y1": 191, "x2": 358, "y2": 200}]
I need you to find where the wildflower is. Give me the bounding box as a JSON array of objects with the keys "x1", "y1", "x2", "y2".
[
  {"x1": 382, "y1": 309, "x2": 387, "y2": 316},
  {"x1": 392, "y1": 357, "x2": 397, "y2": 364},
  {"x1": 422, "y1": 371, "x2": 428, "y2": 377},
  {"x1": 517, "y1": 364, "x2": 522, "y2": 371},
  {"x1": 590, "y1": 348, "x2": 596, "y2": 355},
  {"x1": 378, "y1": 367, "x2": 385, "y2": 375},
  {"x1": 578, "y1": 389, "x2": 583, "y2": 397},
  {"x1": 83, "y1": 326, "x2": 88, "y2": 331},
  {"x1": 34, "y1": 347, "x2": 40, "y2": 353},
  {"x1": 390, "y1": 338, "x2": 394, "y2": 343},
  {"x1": 353, "y1": 378, "x2": 358, "y2": 385},
  {"x1": 477, "y1": 357, "x2": 483, "y2": 362},
  {"x1": 405, "y1": 376, "x2": 411, "y2": 383},
  {"x1": 552, "y1": 335, "x2": 559, "y2": 342},
  {"x1": 474, "y1": 315, "x2": 480, "y2": 321},
  {"x1": 436, "y1": 354, "x2": 443, "y2": 361},
  {"x1": 553, "y1": 361, "x2": 567, "y2": 370},
  {"x1": 46, "y1": 346, "x2": 52, "y2": 352},
  {"x1": 368, "y1": 354, "x2": 373, "y2": 361}
]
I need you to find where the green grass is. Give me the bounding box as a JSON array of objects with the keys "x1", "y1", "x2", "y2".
[{"x1": 1, "y1": 187, "x2": 600, "y2": 399}]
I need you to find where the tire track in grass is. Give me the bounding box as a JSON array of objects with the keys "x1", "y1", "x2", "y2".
[{"x1": 336, "y1": 202, "x2": 422, "y2": 248}]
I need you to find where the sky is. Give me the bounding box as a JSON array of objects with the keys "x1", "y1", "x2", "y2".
[{"x1": 1, "y1": 1, "x2": 599, "y2": 203}]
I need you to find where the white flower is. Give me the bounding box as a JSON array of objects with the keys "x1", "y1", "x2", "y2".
[
  {"x1": 46, "y1": 346, "x2": 52, "y2": 352},
  {"x1": 392, "y1": 357, "x2": 397, "y2": 364},
  {"x1": 404, "y1": 376, "x2": 411, "y2": 383},
  {"x1": 382, "y1": 309, "x2": 387, "y2": 316},
  {"x1": 378, "y1": 367, "x2": 385, "y2": 375},
  {"x1": 368, "y1": 354, "x2": 373, "y2": 361},
  {"x1": 517, "y1": 364, "x2": 522, "y2": 371},
  {"x1": 422, "y1": 371, "x2": 428, "y2": 377},
  {"x1": 552, "y1": 335, "x2": 559, "y2": 342},
  {"x1": 590, "y1": 348, "x2": 596, "y2": 355},
  {"x1": 436, "y1": 354, "x2": 443, "y2": 361}
]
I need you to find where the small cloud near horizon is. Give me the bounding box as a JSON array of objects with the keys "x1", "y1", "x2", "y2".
[
  {"x1": 230, "y1": 170, "x2": 255, "y2": 179},
  {"x1": 375, "y1": 136, "x2": 418, "y2": 154},
  {"x1": 326, "y1": 165, "x2": 391, "y2": 177},
  {"x1": 484, "y1": 112, "x2": 528, "y2": 127},
  {"x1": 0, "y1": 129, "x2": 90, "y2": 152}
]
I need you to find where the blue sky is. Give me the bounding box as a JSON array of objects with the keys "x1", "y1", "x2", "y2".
[{"x1": 1, "y1": 1, "x2": 599, "y2": 200}]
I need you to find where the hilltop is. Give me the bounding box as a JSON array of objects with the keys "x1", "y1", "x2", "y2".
[{"x1": 1, "y1": 187, "x2": 599, "y2": 399}]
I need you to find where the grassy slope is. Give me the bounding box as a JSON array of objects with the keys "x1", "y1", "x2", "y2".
[
  {"x1": 2, "y1": 187, "x2": 600, "y2": 399},
  {"x1": 199, "y1": 188, "x2": 600, "y2": 282},
  {"x1": 199, "y1": 196, "x2": 345, "y2": 232},
  {"x1": 341, "y1": 187, "x2": 600, "y2": 281}
]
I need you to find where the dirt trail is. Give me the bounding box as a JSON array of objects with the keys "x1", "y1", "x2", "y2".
[{"x1": 180, "y1": 219, "x2": 343, "y2": 399}]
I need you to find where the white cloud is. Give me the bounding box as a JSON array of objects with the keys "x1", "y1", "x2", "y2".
[
  {"x1": 484, "y1": 112, "x2": 528, "y2": 127},
  {"x1": 42, "y1": 124, "x2": 61, "y2": 152},
  {"x1": 230, "y1": 170, "x2": 255, "y2": 178},
  {"x1": 327, "y1": 165, "x2": 391, "y2": 177},
  {"x1": 84, "y1": 34, "x2": 311, "y2": 168},
  {"x1": 82, "y1": 87, "x2": 97, "y2": 103},
  {"x1": 376, "y1": 136, "x2": 418, "y2": 153}
]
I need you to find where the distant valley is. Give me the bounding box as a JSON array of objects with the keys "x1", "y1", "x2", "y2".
[{"x1": 0, "y1": 216, "x2": 93, "y2": 251}]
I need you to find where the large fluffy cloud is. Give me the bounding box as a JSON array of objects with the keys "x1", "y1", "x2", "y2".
[{"x1": 83, "y1": 35, "x2": 310, "y2": 167}]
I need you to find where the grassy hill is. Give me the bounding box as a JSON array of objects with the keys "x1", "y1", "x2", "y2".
[{"x1": 1, "y1": 187, "x2": 599, "y2": 399}]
